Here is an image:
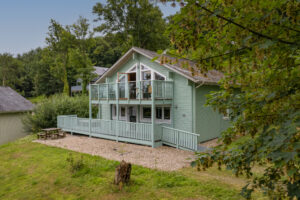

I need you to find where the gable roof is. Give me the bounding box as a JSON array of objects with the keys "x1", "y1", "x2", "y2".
[
  {"x1": 92, "y1": 66, "x2": 109, "y2": 82},
  {"x1": 0, "y1": 87, "x2": 34, "y2": 113},
  {"x1": 95, "y1": 47, "x2": 223, "y2": 85},
  {"x1": 93, "y1": 66, "x2": 108, "y2": 76}
]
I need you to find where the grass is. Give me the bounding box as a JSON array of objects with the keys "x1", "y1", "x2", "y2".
[
  {"x1": 28, "y1": 95, "x2": 47, "y2": 104},
  {"x1": 0, "y1": 135, "x2": 267, "y2": 200}
]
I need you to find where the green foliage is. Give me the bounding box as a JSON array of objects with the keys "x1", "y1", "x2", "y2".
[
  {"x1": 89, "y1": 34, "x2": 123, "y2": 68},
  {"x1": 66, "y1": 153, "x2": 86, "y2": 174},
  {"x1": 0, "y1": 53, "x2": 23, "y2": 90},
  {"x1": 165, "y1": 0, "x2": 300, "y2": 199},
  {"x1": 23, "y1": 94, "x2": 96, "y2": 132},
  {"x1": 93, "y1": 0, "x2": 170, "y2": 51}
]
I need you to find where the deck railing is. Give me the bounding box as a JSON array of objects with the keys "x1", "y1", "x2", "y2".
[
  {"x1": 91, "y1": 80, "x2": 173, "y2": 101},
  {"x1": 58, "y1": 115, "x2": 200, "y2": 151},
  {"x1": 162, "y1": 126, "x2": 199, "y2": 151},
  {"x1": 57, "y1": 115, "x2": 152, "y2": 145}
]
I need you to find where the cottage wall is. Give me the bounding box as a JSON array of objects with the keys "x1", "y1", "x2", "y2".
[
  {"x1": 0, "y1": 112, "x2": 28, "y2": 145},
  {"x1": 195, "y1": 85, "x2": 230, "y2": 142}
]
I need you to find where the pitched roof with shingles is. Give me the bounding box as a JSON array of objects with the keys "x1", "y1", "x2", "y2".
[
  {"x1": 96, "y1": 47, "x2": 223, "y2": 85},
  {"x1": 93, "y1": 66, "x2": 108, "y2": 76},
  {"x1": 0, "y1": 87, "x2": 34, "y2": 113}
]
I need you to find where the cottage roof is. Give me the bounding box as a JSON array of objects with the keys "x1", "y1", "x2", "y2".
[
  {"x1": 0, "y1": 87, "x2": 34, "y2": 113},
  {"x1": 95, "y1": 47, "x2": 223, "y2": 85}
]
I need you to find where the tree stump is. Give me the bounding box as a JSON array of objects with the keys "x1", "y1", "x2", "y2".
[{"x1": 114, "y1": 160, "x2": 131, "y2": 186}]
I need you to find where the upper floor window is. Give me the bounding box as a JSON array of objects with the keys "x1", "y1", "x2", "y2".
[
  {"x1": 140, "y1": 64, "x2": 166, "y2": 81},
  {"x1": 154, "y1": 72, "x2": 165, "y2": 80}
]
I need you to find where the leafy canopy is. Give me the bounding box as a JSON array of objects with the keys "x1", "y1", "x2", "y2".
[
  {"x1": 93, "y1": 0, "x2": 170, "y2": 51},
  {"x1": 164, "y1": 0, "x2": 300, "y2": 199}
]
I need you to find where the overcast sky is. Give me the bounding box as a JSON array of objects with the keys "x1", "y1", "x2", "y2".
[{"x1": 0, "y1": 0, "x2": 179, "y2": 56}]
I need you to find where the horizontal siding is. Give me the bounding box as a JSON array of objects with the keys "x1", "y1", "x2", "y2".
[
  {"x1": 195, "y1": 85, "x2": 230, "y2": 142},
  {"x1": 100, "y1": 104, "x2": 111, "y2": 120},
  {"x1": 172, "y1": 74, "x2": 193, "y2": 133}
]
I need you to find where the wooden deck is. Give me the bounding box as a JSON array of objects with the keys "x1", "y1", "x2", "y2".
[{"x1": 57, "y1": 115, "x2": 199, "y2": 151}]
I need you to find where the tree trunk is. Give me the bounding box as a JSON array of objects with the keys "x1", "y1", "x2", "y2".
[
  {"x1": 82, "y1": 80, "x2": 87, "y2": 95},
  {"x1": 114, "y1": 160, "x2": 131, "y2": 186}
]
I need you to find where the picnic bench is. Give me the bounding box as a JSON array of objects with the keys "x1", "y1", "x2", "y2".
[{"x1": 37, "y1": 128, "x2": 66, "y2": 140}]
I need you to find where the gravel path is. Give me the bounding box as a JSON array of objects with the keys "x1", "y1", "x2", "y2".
[{"x1": 34, "y1": 134, "x2": 195, "y2": 171}]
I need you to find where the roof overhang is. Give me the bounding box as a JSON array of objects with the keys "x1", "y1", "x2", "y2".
[{"x1": 95, "y1": 47, "x2": 220, "y2": 85}]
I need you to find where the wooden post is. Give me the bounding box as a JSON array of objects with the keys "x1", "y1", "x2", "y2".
[
  {"x1": 116, "y1": 82, "x2": 119, "y2": 141},
  {"x1": 176, "y1": 130, "x2": 179, "y2": 149},
  {"x1": 171, "y1": 81, "x2": 175, "y2": 128},
  {"x1": 89, "y1": 84, "x2": 92, "y2": 137},
  {"x1": 151, "y1": 80, "x2": 155, "y2": 148},
  {"x1": 106, "y1": 83, "x2": 109, "y2": 102}
]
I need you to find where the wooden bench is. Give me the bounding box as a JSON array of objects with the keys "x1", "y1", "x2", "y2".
[
  {"x1": 58, "y1": 130, "x2": 66, "y2": 138},
  {"x1": 37, "y1": 132, "x2": 46, "y2": 140}
]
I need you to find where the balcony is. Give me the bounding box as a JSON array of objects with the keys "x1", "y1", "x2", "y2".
[{"x1": 90, "y1": 80, "x2": 173, "y2": 104}]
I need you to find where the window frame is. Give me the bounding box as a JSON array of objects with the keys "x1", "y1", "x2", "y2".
[
  {"x1": 111, "y1": 105, "x2": 127, "y2": 120},
  {"x1": 140, "y1": 105, "x2": 171, "y2": 123},
  {"x1": 139, "y1": 63, "x2": 166, "y2": 81}
]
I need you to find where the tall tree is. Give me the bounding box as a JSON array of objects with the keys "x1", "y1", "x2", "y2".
[
  {"x1": 0, "y1": 53, "x2": 22, "y2": 90},
  {"x1": 69, "y1": 17, "x2": 95, "y2": 94},
  {"x1": 46, "y1": 19, "x2": 76, "y2": 96},
  {"x1": 164, "y1": 0, "x2": 299, "y2": 199},
  {"x1": 93, "y1": 0, "x2": 169, "y2": 52},
  {"x1": 89, "y1": 34, "x2": 123, "y2": 68}
]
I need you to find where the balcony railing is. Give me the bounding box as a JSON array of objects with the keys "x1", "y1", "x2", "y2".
[{"x1": 91, "y1": 80, "x2": 173, "y2": 101}]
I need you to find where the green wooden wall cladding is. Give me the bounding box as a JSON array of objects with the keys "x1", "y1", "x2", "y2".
[{"x1": 195, "y1": 85, "x2": 230, "y2": 142}]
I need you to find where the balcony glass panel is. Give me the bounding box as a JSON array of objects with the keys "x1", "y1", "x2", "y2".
[
  {"x1": 141, "y1": 80, "x2": 152, "y2": 99},
  {"x1": 119, "y1": 82, "x2": 126, "y2": 98},
  {"x1": 108, "y1": 84, "x2": 116, "y2": 99},
  {"x1": 129, "y1": 82, "x2": 137, "y2": 99},
  {"x1": 91, "y1": 85, "x2": 98, "y2": 100}
]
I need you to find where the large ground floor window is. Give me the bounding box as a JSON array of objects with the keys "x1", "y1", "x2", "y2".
[{"x1": 111, "y1": 105, "x2": 171, "y2": 123}]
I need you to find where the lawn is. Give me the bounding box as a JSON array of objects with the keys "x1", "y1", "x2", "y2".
[{"x1": 0, "y1": 135, "x2": 266, "y2": 200}]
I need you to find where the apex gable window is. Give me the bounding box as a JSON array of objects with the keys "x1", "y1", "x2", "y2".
[
  {"x1": 140, "y1": 64, "x2": 166, "y2": 81},
  {"x1": 154, "y1": 72, "x2": 165, "y2": 80}
]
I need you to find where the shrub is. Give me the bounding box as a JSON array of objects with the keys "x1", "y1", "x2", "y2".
[
  {"x1": 66, "y1": 153, "x2": 85, "y2": 173},
  {"x1": 23, "y1": 94, "x2": 97, "y2": 132}
]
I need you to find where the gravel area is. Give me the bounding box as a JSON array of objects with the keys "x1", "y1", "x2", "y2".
[
  {"x1": 34, "y1": 134, "x2": 195, "y2": 171},
  {"x1": 199, "y1": 138, "x2": 220, "y2": 148}
]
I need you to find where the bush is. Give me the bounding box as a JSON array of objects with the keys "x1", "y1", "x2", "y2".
[
  {"x1": 66, "y1": 153, "x2": 85, "y2": 173},
  {"x1": 23, "y1": 94, "x2": 97, "y2": 132}
]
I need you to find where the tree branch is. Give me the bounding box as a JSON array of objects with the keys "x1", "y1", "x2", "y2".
[{"x1": 195, "y1": 3, "x2": 299, "y2": 46}]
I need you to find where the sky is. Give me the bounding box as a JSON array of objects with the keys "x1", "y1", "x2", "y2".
[{"x1": 0, "y1": 0, "x2": 179, "y2": 56}]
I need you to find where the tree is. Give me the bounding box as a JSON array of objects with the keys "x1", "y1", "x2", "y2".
[
  {"x1": 69, "y1": 17, "x2": 95, "y2": 94},
  {"x1": 89, "y1": 34, "x2": 123, "y2": 68},
  {"x1": 46, "y1": 19, "x2": 76, "y2": 96},
  {"x1": 0, "y1": 53, "x2": 22, "y2": 91},
  {"x1": 93, "y1": 0, "x2": 170, "y2": 52},
  {"x1": 164, "y1": 0, "x2": 299, "y2": 199}
]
